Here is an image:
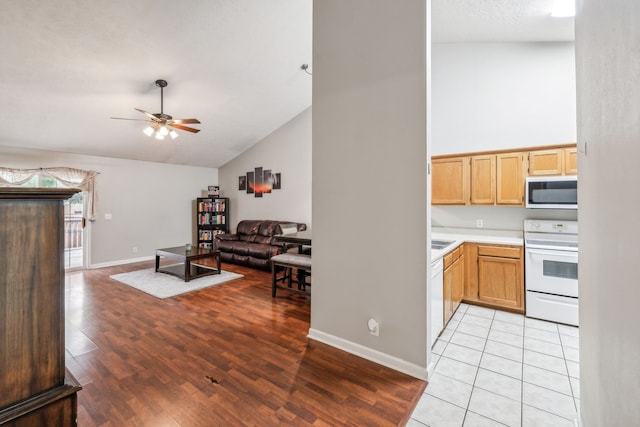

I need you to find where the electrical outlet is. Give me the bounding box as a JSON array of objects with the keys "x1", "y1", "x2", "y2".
[
  {"x1": 476, "y1": 219, "x2": 484, "y2": 228},
  {"x1": 104, "y1": 213, "x2": 112, "y2": 220},
  {"x1": 367, "y1": 318, "x2": 379, "y2": 336},
  {"x1": 133, "y1": 247, "x2": 138, "y2": 253}
]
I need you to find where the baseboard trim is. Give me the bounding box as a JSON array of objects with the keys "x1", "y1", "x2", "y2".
[
  {"x1": 90, "y1": 255, "x2": 154, "y2": 269},
  {"x1": 307, "y1": 328, "x2": 429, "y2": 381}
]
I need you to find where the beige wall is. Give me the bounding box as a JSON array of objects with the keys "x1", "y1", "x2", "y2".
[
  {"x1": 218, "y1": 108, "x2": 312, "y2": 231},
  {"x1": 0, "y1": 146, "x2": 217, "y2": 267},
  {"x1": 576, "y1": 0, "x2": 640, "y2": 425},
  {"x1": 311, "y1": 0, "x2": 429, "y2": 377}
]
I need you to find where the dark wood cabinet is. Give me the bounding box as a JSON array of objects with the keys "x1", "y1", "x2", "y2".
[{"x1": 0, "y1": 188, "x2": 82, "y2": 426}]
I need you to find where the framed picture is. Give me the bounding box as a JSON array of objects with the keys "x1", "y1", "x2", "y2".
[
  {"x1": 246, "y1": 171, "x2": 255, "y2": 194},
  {"x1": 273, "y1": 173, "x2": 281, "y2": 190},
  {"x1": 238, "y1": 176, "x2": 246, "y2": 191},
  {"x1": 264, "y1": 169, "x2": 273, "y2": 193},
  {"x1": 254, "y1": 167, "x2": 263, "y2": 198},
  {"x1": 208, "y1": 185, "x2": 220, "y2": 196}
]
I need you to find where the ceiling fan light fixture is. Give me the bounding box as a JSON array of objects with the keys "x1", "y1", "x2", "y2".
[{"x1": 113, "y1": 79, "x2": 200, "y2": 138}]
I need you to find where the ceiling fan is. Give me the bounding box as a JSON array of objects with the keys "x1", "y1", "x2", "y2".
[{"x1": 111, "y1": 79, "x2": 200, "y2": 139}]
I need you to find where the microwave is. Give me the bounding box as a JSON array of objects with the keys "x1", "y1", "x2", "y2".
[{"x1": 526, "y1": 176, "x2": 578, "y2": 209}]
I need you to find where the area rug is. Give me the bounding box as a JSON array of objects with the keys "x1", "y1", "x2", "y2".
[{"x1": 110, "y1": 268, "x2": 243, "y2": 299}]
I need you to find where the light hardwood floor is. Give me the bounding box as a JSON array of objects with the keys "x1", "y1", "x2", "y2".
[{"x1": 64, "y1": 261, "x2": 426, "y2": 426}]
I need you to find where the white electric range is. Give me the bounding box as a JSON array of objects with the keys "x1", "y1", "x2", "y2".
[{"x1": 524, "y1": 219, "x2": 579, "y2": 326}]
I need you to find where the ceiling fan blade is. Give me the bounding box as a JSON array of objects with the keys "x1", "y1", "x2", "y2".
[
  {"x1": 168, "y1": 118, "x2": 201, "y2": 125},
  {"x1": 134, "y1": 108, "x2": 161, "y2": 121},
  {"x1": 171, "y1": 124, "x2": 201, "y2": 133},
  {"x1": 110, "y1": 117, "x2": 153, "y2": 122}
]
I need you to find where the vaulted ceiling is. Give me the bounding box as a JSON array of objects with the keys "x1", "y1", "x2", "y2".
[{"x1": 0, "y1": 0, "x2": 572, "y2": 168}]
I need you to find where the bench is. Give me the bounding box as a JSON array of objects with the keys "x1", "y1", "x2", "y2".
[{"x1": 271, "y1": 253, "x2": 312, "y2": 297}]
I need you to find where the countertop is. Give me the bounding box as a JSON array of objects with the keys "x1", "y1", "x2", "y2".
[{"x1": 431, "y1": 227, "x2": 524, "y2": 262}]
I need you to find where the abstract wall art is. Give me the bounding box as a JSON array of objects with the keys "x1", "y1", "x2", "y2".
[{"x1": 239, "y1": 167, "x2": 282, "y2": 198}]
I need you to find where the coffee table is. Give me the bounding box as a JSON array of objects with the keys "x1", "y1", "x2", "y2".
[{"x1": 155, "y1": 246, "x2": 221, "y2": 282}]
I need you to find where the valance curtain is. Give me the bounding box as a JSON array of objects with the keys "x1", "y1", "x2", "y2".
[{"x1": 0, "y1": 167, "x2": 99, "y2": 220}]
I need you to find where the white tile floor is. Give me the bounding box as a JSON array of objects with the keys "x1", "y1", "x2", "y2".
[{"x1": 409, "y1": 303, "x2": 580, "y2": 427}]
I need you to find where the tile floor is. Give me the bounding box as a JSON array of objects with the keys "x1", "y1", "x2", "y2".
[{"x1": 408, "y1": 303, "x2": 580, "y2": 427}]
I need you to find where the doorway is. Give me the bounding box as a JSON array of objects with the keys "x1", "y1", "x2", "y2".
[{"x1": 22, "y1": 174, "x2": 87, "y2": 270}]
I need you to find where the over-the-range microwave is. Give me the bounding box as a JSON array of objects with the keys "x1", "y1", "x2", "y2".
[{"x1": 525, "y1": 176, "x2": 578, "y2": 209}]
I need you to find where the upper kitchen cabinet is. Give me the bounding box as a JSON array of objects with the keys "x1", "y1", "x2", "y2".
[
  {"x1": 496, "y1": 152, "x2": 526, "y2": 205},
  {"x1": 470, "y1": 155, "x2": 496, "y2": 205},
  {"x1": 470, "y1": 153, "x2": 525, "y2": 206},
  {"x1": 528, "y1": 147, "x2": 578, "y2": 176},
  {"x1": 564, "y1": 147, "x2": 578, "y2": 175},
  {"x1": 432, "y1": 157, "x2": 469, "y2": 205},
  {"x1": 433, "y1": 152, "x2": 525, "y2": 206},
  {"x1": 431, "y1": 144, "x2": 577, "y2": 206}
]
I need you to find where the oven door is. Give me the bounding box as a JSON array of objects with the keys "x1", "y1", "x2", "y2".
[{"x1": 525, "y1": 247, "x2": 578, "y2": 297}]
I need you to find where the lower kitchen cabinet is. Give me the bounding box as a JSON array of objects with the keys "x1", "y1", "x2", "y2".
[
  {"x1": 464, "y1": 243, "x2": 524, "y2": 313},
  {"x1": 443, "y1": 245, "x2": 464, "y2": 326}
]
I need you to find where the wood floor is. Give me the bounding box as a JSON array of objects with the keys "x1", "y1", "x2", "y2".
[{"x1": 64, "y1": 261, "x2": 426, "y2": 426}]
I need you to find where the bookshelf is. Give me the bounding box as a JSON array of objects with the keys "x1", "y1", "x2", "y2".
[{"x1": 196, "y1": 197, "x2": 229, "y2": 249}]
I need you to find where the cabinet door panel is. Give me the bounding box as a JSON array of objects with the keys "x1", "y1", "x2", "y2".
[
  {"x1": 463, "y1": 243, "x2": 479, "y2": 302},
  {"x1": 432, "y1": 157, "x2": 469, "y2": 205},
  {"x1": 564, "y1": 147, "x2": 578, "y2": 175},
  {"x1": 529, "y1": 149, "x2": 563, "y2": 176},
  {"x1": 443, "y1": 264, "x2": 454, "y2": 326},
  {"x1": 452, "y1": 255, "x2": 464, "y2": 311},
  {"x1": 478, "y1": 256, "x2": 523, "y2": 310},
  {"x1": 470, "y1": 155, "x2": 496, "y2": 205},
  {"x1": 496, "y1": 153, "x2": 524, "y2": 205}
]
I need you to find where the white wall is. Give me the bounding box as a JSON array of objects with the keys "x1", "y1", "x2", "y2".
[
  {"x1": 0, "y1": 146, "x2": 217, "y2": 266},
  {"x1": 576, "y1": 0, "x2": 640, "y2": 425},
  {"x1": 432, "y1": 42, "x2": 576, "y2": 155},
  {"x1": 432, "y1": 205, "x2": 577, "y2": 231},
  {"x1": 312, "y1": 0, "x2": 429, "y2": 378},
  {"x1": 431, "y1": 42, "x2": 577, "y2": 229},
  {"x1": 218, "y1": 108, "x2": 312, "y2": 231}
]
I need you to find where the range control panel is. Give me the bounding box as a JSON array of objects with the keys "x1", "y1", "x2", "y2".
[{"x1": 525, "y1": 219, "x2": 578, "y2": 234}]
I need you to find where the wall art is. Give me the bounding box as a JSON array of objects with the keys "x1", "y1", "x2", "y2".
[{"x1": 239, "y1": 167, "x2": 282, "y2": 198}]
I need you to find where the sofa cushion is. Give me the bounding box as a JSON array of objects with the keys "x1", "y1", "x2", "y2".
[
  {"x1": 216, "y1": 240, "x2": 251, "y2": 255},
  {"x1": 237, "y1": 220, "x2": 261, "y2": 236},
  {"x1": 258, "y1": 221, "x2": 280, "y2": 237}
]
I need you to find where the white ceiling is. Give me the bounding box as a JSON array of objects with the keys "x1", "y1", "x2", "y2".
[
  {"x1": 433, "y1": 0, "x2": 575, "y2": 43},
  {"x1": 0, "y1": 0, "x2": 573, "y2": 168}
]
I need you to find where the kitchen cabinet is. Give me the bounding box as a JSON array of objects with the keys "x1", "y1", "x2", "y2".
[
  {"x1": 496, "y1": 153, "x2": 526, "y2": 205},
  {"x1": 564, "y1": 147, "x2": 578, "y2": 174},
  {"x1": 443, "y1": 245, "x2": 464, "y2": 326},
  {"x1": 463, "y1": 243, "x2": 524, "y2": 313},
  {"x1": 528, "y1": 147, "x2": 578, "y2": 176},
  {"x1": 470, "y1": 155, "x2": 495, "y2": 205},
  {"x1": 432, "y1": 144, "x2": 576, "y2": 206},
  {"x1": 470, "y1": 153, "x2": 525, "y2": 206},
  {"x1": 432, "y1": 157, "x2": 469, "y2": 205}
]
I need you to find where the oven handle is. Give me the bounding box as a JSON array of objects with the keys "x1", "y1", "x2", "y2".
[
  {"x1": 526, "y1": 246, "x2": 578, "y2": 254},
  {"x1": 534, "y1": 294, "x2": 579, "y2": 305}
]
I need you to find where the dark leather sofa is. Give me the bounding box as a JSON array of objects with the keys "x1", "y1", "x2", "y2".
[{"x1": 215, "y1": 220, "x2": 306, "y2": 270}]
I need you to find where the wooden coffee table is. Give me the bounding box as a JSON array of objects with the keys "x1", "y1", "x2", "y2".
[{"x1": 155, "y1": 246, "x2": 221, "y2": 282}]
